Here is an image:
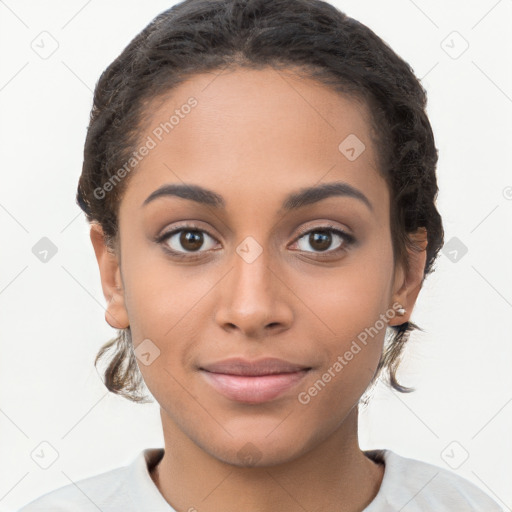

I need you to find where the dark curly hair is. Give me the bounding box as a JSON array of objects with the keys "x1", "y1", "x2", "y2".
[{"x1": 77, "y1": 0, "x2": 444, "y2": 403}]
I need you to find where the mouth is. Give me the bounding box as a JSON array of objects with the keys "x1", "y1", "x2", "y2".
[{"x1": 199, "y1": 357, "x2": 312, "y2": 404}]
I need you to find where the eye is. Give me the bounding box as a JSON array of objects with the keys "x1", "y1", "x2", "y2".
[
  {"x1": 156, "y1": 222, "x2": 356, "y2": 261},
  {"x1": 292, "y1": 224, "x2": 355, "y2": 256},
  {"x1": 157, "y1": 224, "x2": 218, "y2": 258}
]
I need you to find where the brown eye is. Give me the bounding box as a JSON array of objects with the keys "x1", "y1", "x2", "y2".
[
  {"x1": 178, "y1": 230, "x2": 204, "y2": 251},
  {"x1": 159, "y1": 226, "x2": 218, "y2": 255},
  {"x1": 305, "y1": 230, "x2": 333, "y2": 252},
  {"x1": 294, "y1": 226, "x2": 355, "y2": 255}
]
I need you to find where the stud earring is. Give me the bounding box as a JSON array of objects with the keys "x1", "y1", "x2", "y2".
[{"x1": 397, "y1": 307, "x2": 406, "y2": 316}]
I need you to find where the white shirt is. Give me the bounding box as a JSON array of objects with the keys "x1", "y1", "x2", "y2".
[{"x1": 18, "y1": 448, "x2": 503, "y2": 511}]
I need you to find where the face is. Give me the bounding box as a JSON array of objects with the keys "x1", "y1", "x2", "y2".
[{"x1": 92, "y1": 67, "x2": 419, "y2": 467}]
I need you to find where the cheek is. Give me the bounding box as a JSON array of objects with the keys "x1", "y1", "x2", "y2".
[
  {"x1": 294, "y1": 234, "x2": 395, "y2": 339},
  {"x1": 296, "y1": 284, "x2": 391, "y2": 422},
  {"x1": 121, "y1": 246, "x2": 205, "y2": 335},
  {"x1": 120, "y1": 253, "x2": 214, "y2": 392},
  {"x1": 293, "y1": 236, "x2": 394, "y2": 390}
]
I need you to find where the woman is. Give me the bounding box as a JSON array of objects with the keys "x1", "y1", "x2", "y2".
[{"x1": 19, "y1": 0, "x2": 503, "y2": 510}]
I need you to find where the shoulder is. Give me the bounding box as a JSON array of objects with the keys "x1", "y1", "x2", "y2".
[
  {"x1": 364, "y1": 449, "x2": 503, "y2": 512},
  {"x1": 17, "y1": 466, "x2": 130, "y2": 512},
  {"x1": 17, "y1": 448, "x2": 166, "y2": 512}
]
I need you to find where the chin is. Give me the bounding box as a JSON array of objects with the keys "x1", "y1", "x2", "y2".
[{"x1": 194, "y1": 426, "x2": 318, "y2": 469}]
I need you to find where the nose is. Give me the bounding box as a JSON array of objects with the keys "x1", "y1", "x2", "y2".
[{"x1": 214, "y1": 243, "x2": 293, "y2": 339}]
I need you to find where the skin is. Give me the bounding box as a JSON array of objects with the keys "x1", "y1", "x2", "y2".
[{"x1": 90, "y1": 67, "x2": 427, "y2": 512}]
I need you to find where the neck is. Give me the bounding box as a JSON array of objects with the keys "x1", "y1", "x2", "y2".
[{"x1": 150, "y1": 406, "x2": 384, "y2": 512}]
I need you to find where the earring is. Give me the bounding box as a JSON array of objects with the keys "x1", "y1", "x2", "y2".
[{"x1": 397, "y1": 307, "x2": 406, "y2": 316}]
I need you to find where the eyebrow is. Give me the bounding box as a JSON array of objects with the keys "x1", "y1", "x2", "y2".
[{"x1": 142, "y1": 181, "x2": 373, "y2": 212}]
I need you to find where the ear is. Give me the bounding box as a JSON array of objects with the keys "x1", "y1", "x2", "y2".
[
  {"x1": 90, "y1": 223, "x2": 129, "y2": 329},
  {"x1": 388, "y1": 227, "x2": 428, "y2": 327}
]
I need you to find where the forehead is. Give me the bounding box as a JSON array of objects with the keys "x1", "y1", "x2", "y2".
[{"x1": 121, "y1": 66, "x2": 387, "y2": 218}]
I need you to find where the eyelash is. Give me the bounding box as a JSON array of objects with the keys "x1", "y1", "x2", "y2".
[{"x1": 156, "y1": 223, "x2": 356, "y2": 261}]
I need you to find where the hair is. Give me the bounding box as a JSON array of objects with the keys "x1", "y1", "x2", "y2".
[{"x1": 77, "y1": 0, "x2": 444, "y2": 403}]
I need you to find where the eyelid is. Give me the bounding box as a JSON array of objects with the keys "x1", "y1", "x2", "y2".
[
  {"x1": 155, "y1": 222, "x2": 218, "y2": 245},
  {"x1": 292, "y1": 222, "x2": 355, "y2": 245}
]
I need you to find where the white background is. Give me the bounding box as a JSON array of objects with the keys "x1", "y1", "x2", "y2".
[{"x1": 1, "y1": 0, "x2": 511, "y2": 510}]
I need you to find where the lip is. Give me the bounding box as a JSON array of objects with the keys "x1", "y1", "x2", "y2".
[
  {"x1": 200, "y1": 357, "x2": 310, "y2": 376},
  {"x1": 199, "y1": 357, "x2": 311, "y2": 404}
]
